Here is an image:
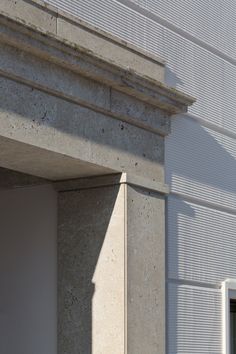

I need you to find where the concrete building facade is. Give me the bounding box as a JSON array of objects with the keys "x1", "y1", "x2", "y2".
[
  {"x1": 0, "y1": 1, "x2": 194, "y2": 353},
  {"x1": 44, "y1": 1, "x2": 235, "y2": 354},
  {"x1": 2, "y1": 0, "x2": 235, "y2": 354}
]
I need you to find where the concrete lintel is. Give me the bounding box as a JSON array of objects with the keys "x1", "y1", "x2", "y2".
[
  {"x1": 0, "y1": 1, "x2": 195, "y2": 115},
  {"x1": 0, "y1": 135, "x2": 114, "y2": 180},
  {"x1": 0, "y1": 42, "x2": 170, "y2": 136},
  {"x1": 54, "y1": 173, "x2": 170, "y2": 195}
]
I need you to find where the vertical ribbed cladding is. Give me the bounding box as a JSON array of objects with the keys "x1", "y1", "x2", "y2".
[
  {"x1": 168, "y1": 283, "x2": 222, "y2": 354},
  {"x1": 46, "y1": 0, "x2": 165, "y2": 58},
  {"x1": 163, "y1": 29, "x2": 236, "y2": 134},
  {"x1": 126, "y1": 0, "x2": 236, "y2": 60},
  {"x1": 165, "y1": 117, "x2": 236, "y2": 210},
  {"x1": 168, "y1": 195, "x2": 236, "y2": 285}
]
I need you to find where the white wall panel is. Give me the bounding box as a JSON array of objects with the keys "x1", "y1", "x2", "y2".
[
  {"x1": 129, "y1": 0, "x2": 236, "y2": 61},
  {"x1": 168, "y1": 283, "x2": 222, "y2": 354},
  {"x1": 163, "y1": 30, "x2": 235, "y2": 133},
  {"x1": 168, "y1": 195, "x2": 236, "y2": 284},
  {"x1": 47, "y1": 0, "x2": 166, "y2": 57},
  {"x1": 163, "y1": 29, "x2": 236, "y2": 134},
  {"x1": 165, "y1": 116, "x2": 236, "y2": 210}
]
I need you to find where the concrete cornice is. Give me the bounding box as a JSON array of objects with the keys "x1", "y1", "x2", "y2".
[
  {"x1": 0, "y1": 0, "x2": 195, "y2": 117},
  {"x1": 35, "y1": 0, "x2": 166, "y2": 67},
  {"x1": 1, "y1": 0, "x2": 166, "y2": 73}
]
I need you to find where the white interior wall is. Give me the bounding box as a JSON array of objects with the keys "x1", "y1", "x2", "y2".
[{"x1": 0, "y1": 185, "x2": 57, "y2": 354}]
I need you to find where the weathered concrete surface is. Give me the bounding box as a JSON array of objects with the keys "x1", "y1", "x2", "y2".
[
  {"x1": 1, "y1": 0, "x2": 165, "y2": 82},
  {"x1": 1, "y1": 0, "x2": 57, "y2": 34},
  {"x1": 57, "y1": 16, "x2": 165, "y2": 82},
  {"x1": 126, "y1": 185, "x2": 165, "y2": 354},
  {"x1": 0, "y1": 41, "x2": 170, "y2": 135},
  {"x1": 0, "y1": 3, "x2": 195, "y2": 353},
  {"x1": 0, "y1": 135, "x2": 114, "y2": 180},
  {"x1": 58, "y1": 175, "x2": 166, "y2": 354},
  {"x1": 0, "y1": 2, "x2": 194, "y2": 182},
  {"x1": 58, "y1": 184, "x2": 125, "y2": 354},
  {"x1": 0, "y1": 76, "x2": 165, "y2": 181}
]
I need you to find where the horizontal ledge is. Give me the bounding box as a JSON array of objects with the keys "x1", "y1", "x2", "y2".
[
  {"x1": 0, "y1": 69, "x2": 170, "y2": 136},
  {"x1": 0, "y1": 0, "x2": 165, "y2": 83},
  {"x1": 54, "y1": 173, "x2": 170, "y2": 195},
  {"x1": 0, "y1": 3, "x2": 195, "y2": 115},
  {"x1": 35, "y1": 0, "x2": 166, "y2": 67}
]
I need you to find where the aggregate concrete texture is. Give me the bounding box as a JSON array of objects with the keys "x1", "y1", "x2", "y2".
[
  {"x1": 0, "y1": 0, "x2": 194, "y2": 181},
  {"x1": 126, "y1": 185, "x2": 165, "y2": 354},
  {"x1": 0, "y1": 0, "x2": 165, "y2": 82},
  {"x1": 0, "y1": 2, "x2": 195, "y2": 353},
  {"x1": 58, "y1": 179, "x2": 165, "y2": 354},
  {"x1": 58, "y1": 184, "x2": 125, "y2": 354},
  {"x1": 0, "y1": 76, "x2": 165, "y2": 181}
]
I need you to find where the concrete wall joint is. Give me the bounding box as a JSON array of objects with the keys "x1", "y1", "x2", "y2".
[{"x1": 54, "y1": 173, "x2": 170, "y2": 195}]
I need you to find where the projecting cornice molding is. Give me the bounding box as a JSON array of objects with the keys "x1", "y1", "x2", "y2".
[
  {"x1": 0, "y1": 0, "x2": 195, "y2": 136},
  {"x1": 0, "y1": 0, "x2": 195, "y2": 181}
]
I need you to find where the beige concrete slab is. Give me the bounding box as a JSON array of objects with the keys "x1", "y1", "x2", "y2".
[
  {"x1": 58, "y1": 184, "x2": 125, "y2": 354},
  {"x1": 58, "y1": 177, "x2": 166, "y2": 354},
  {"x1": 0, "y1": 0, "x2": 56, "y2": 34},
  {"x1": 126, "y1": 185, "x2": 165, "y2": 354},
  {"x1": 0, "y1": 135, "x2": 113, "y2": 180},
  {"x1": 57, "y1": 16, "x2": 165, "y2": 83},
  {"x1": 0, "y1": 0, "x2": 165, "y2": 82},
  {"x1": 0, "y1": 77, "x2": 165, "y2": 181}
]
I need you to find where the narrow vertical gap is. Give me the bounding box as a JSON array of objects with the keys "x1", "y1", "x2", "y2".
[
  {"x1": 124, "y1": 183, "x2": 128, "y2": 354},
  {"x1": 165, "y1": 195, "x2": 169, "y2": 354},
  {"x1": 230, "y1": 299, "x2": 236, "y2": 354}
]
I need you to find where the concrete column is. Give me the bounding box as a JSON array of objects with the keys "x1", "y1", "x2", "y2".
[
  {"x1": 58, "y1": 175, "x2": 165, "y2": 354},
  {"x1": 126, "y1": 184, "x2": 165, "y2": 354}
]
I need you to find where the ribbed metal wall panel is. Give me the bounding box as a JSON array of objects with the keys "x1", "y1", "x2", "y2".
[
  {"x1": 168, "y1": 283, "x2": 222, "y2": 354},
  {"x1": 165, "y1": 116, "x2": 236, "y2": 210},
  {"x1": 129, "y1": 0, "x2": 236, "y2": 61},
  {"x1": 47, "y1": 0, "x2": 166, "y2": 57},
  {"x1": 163, "y1": 30, "x2": 236, "y2": 134},
  {"x1": 168, "y1": 195, "x2": 236, "y2": 284}
]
